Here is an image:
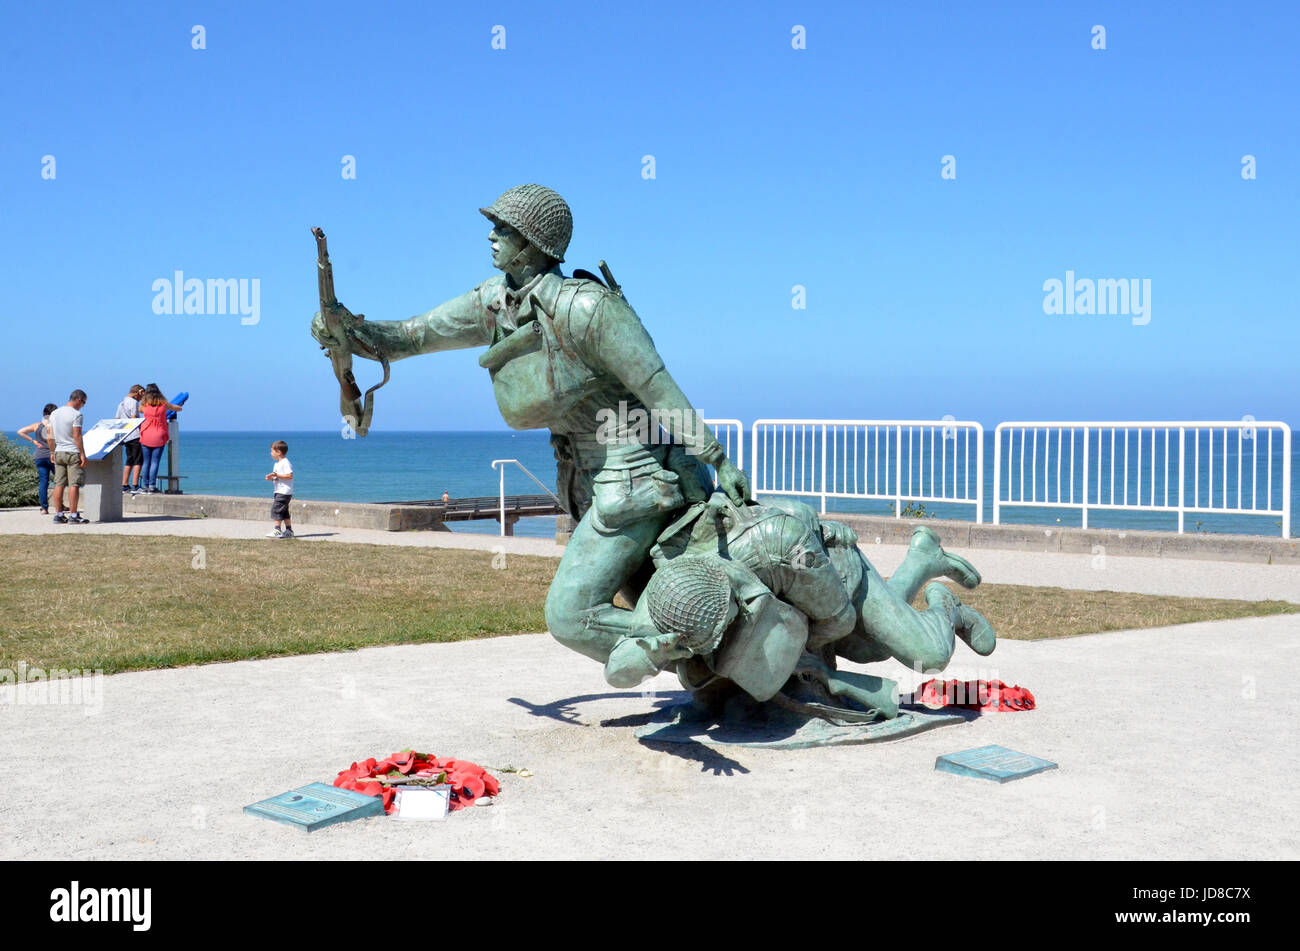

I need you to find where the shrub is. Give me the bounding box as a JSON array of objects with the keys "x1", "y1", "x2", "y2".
[{"x1": 0, "y1": 435, "x2": 39, "y2": 507}]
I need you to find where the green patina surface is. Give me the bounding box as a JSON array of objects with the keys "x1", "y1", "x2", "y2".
[{"x1": 303, "y1": 185, "x2": 1092, "y2": 742}]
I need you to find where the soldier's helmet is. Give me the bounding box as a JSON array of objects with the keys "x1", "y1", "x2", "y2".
[
  {"x1": 643, "y1": 555, "x2": 735, "y2": 655},
  {"x1": 479, "y1": 184, "x2": 573, "y2": 263}
]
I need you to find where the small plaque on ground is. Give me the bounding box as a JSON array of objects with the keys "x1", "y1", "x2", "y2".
[
  {"x1": 244, "y1": 782, "x2": 384, "y2": 831},
  {"x1": 935, "y1": 745, "x2": 1058, "y2": 783}
]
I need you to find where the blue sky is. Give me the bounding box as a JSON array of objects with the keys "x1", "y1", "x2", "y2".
[{"x1": 2, "y1": 1, "x2": 1296, "y2": 432}]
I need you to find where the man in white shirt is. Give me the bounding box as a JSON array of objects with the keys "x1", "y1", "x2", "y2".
[
  {"x1": 48, "y1": 389, "x2": 89, "y2": 524},
  {"x1": 116, "y1": 384, "x2": 144, "y2": 493}
]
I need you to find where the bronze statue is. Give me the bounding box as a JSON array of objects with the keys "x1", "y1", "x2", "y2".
[{"x1": 311, "y1": 185, "x2": 998, "y2": 741}]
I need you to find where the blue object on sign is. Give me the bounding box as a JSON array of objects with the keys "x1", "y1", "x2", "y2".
[
  {"x1": 243, "y1": 782, "x2": 383, "y2": 831},
  {"x1": 935, "y1": 744, "x2": 1058, "y2": 783}
]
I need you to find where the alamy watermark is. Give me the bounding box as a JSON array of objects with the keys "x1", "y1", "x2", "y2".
[
  {"x1": 1042, "y1": 270, "x2": 1150, "y2": 326},
  {"x1": 50, "y1": 882, "x2": 150, "y2": 931},
  {"x1": 595, "y1": 401, "x2": 712, "y2": 453},
  {"x1": 152, "y1": 271, "x2": 260, "y2": 325},
  {"x1": 899, "y1": 663, "x2": 1005, "y2": 706},
  {"x1": 1, "y1": 664, "x2": 104, "y2": 715}
]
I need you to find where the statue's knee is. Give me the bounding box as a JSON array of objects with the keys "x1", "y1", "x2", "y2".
[
  {"x1": 544, "y1": 587, "x2": 583, "y2": 647},
  {"x1": 902, "y1": 644, "x2": 954, "y2": 672}
]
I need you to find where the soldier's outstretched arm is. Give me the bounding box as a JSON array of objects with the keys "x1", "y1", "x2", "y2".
[
  {"x1": 311, "y1": 283, "x2": 494, "y2": 362},
  {"x1": 590, "y1": 296, "x2": 752, "y2": 503}
]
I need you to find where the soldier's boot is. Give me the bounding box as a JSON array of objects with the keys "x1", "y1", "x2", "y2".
[
  {"x1": 888, "y1": 526, "x2": 981, "y2": 601},
  {"x1": 956, "y1": 605, "x2": 996, "y2": 657},
  {"x1": 924, "y1": 581, "x2": 996, "y2": 657}
]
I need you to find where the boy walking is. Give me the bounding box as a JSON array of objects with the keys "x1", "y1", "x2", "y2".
[{"x1": 265, "y1": 440, "x2": 294, "y2": 538}]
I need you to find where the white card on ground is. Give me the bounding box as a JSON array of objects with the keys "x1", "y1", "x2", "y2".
[{"x1": 394, "y1": 787, "x2": 450, "y2": 821}]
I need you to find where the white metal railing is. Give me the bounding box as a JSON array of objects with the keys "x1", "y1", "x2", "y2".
[
  {"x1": 702, "y1": 418, "x2": 743, "y2": 471},
  {"x1": 993, "y1": 421, "x2": 1291, "y2": 537},
  {"x1": 491, "y1": 459, "x2": 564, "y2": 537},
  {"x1": 750, "y1": 419, "x2": 984, "y2": 518}
]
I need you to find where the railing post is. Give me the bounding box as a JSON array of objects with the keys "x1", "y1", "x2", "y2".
[
  {"x1": 498, "y1": 462, "x2": 506, "y2": 538},
  {"x1": 1283, "y1": 424, "x2": 1292, "y2": 538},
  {"x1": 820, "y1": 425, "x2": 828, "y2": 514},
  {"x1": 992, "y1": 426, "x2": 1001, "y2": 525},
  {"x1": 895, "y1": 424, "x2": 903, "y2": 518},
  {"x1": 1081, "y1": 426, "x2": 1089, "y2": 530},
  {"x1": 975, "y1": 424, "x2": 984, "y2": 523},
  {"x1": 1177, "y1": 427, "x2": 1185, "y2": 534}
]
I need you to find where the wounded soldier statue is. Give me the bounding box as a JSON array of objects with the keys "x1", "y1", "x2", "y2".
[
  {"x1": 604, "y1": 495, "x2": 995, "y2": 727},
  {"x1": 311, "y1": 183, "x2": 997, "y2": 737}
]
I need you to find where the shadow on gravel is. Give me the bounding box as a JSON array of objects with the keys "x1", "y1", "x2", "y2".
[
  {"x1": 509, "y1": 692, "x2": 750, "y2": 775},
  {"x1": 111, "y1": 515, "x2": 192, "y2": 522},
  {"x1": 637, "y1": 740, "x2": 751, "y2": 776},
  {"x1": 508, "y1": 690, "x2": 691, "y2": 727},
  {"x1": 898, "y1": 704, "x2": 984, "y2": 723}
]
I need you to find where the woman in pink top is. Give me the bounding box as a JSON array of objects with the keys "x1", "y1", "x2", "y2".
[{"x1": 137, "y1": 384, "x2": 183, "y2": 493}]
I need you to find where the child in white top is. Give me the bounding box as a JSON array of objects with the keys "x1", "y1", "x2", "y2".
[{"x1": 265, "y1": 440, "x2": 294, "y2": 538}]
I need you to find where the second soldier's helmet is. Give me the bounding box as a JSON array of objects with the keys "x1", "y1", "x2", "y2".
[
  {"x1": 643, "y1": 555, "x2": 735, "y2": 655},
  {"x1": 479, "y1": 184, "x2": 573, "y2": 263}
]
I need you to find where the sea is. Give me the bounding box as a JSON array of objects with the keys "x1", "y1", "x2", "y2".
[
  {"x1": 158, "y1": 430, "x2": 1297, "y2": 540},
  {"x1": 177, "y1": 430, "x2": 563, "y2": 538}
]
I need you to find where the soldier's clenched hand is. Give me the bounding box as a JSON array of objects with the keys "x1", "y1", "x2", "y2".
[
  {"x1": 716, "y1": 458, "x2": 751, "y2": 506},
  {"x1": 311, "y1": 304, "x2": 354, "y2": 353},
  {"x1": 821, "y1": 520, "x2": 858, "y2": 548}
]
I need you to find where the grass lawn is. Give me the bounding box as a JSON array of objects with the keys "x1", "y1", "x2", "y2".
[{"x1": 1, "y1": 535, "x2": 1295, "y2": 674}]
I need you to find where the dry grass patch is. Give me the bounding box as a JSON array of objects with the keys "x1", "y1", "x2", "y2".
[
  {"x1": 933, "y1": 583, "x2": 1298, "y2": 641},
  {"x1": 1, "y1": 535, "x2": 555, "y2": 673},
  {"x1": 1, "y1": 536, "x2": 1294, "y2": 673}
]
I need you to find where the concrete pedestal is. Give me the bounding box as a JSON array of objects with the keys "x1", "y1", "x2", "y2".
[{"x1": 77, "y1": 447, "x2": 123, "y2": 522}]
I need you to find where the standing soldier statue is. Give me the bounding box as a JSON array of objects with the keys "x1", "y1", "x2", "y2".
[{"x1": 311, "y1": 184, "x2": 750, "y2": 664}]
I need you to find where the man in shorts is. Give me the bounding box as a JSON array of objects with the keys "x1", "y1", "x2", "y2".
[{"x1": 48, "y1": 389, "x2": 89, "y2": 524}]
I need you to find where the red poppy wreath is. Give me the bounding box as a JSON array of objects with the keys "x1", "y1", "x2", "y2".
[{"x1": 334, "y1": 750, "x2": 501, "y2": 814}]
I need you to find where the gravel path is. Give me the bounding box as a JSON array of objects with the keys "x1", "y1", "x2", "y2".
[
  {"x1": 3, "y1": 618, "x2": 1297, "y2": 860},
  {"x1": 2, "y1": 508, "x2": 1298, "y2": 859}
]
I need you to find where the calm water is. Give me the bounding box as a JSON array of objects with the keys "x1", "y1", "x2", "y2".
[
  {"x1": 174, "y1": 430, "x2": 560, "y2": 538},
  {"x1": 78, "y1": 429, "x2": 1300, "y2": 539}
]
